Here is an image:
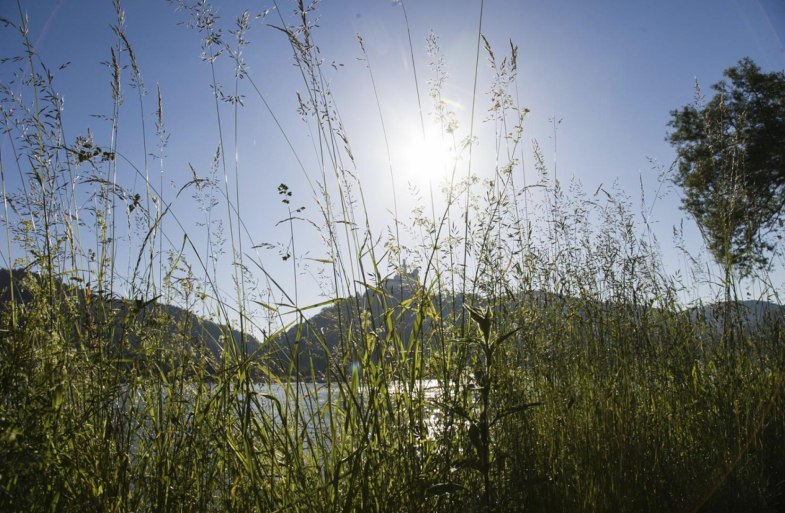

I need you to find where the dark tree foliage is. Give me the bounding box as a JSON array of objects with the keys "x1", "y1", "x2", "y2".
[{"x1": 668, "y1": 58, "x2": 785, "y2": 274}]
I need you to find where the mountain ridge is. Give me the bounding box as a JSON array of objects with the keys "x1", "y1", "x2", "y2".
[{"x1": 0, "y1": 268, "x2": 262, "y2": 371}]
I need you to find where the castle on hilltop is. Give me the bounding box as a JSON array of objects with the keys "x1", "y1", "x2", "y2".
[{"x1": 382, "y1": 260, "x2": 419, "y2": 294}]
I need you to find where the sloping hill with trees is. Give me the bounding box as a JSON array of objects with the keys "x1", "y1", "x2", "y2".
[{"x1": 0, "y1": 268, "x2": 260, "y2": 374}]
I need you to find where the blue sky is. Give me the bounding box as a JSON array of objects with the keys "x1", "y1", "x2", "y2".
[{"x1": 2, "y1": 0, "x2": 785, "y2": 326}]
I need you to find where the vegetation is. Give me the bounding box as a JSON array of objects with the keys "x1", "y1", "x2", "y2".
[
  {"x1": 1, "y1": 2, "x2": 784, "y2": 512},
  {"x1": 668, "y1": 58, "x2": 785, "y2": 275}
]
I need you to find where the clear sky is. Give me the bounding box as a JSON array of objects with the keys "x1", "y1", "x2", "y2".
[{"x1": 2, "y1": 0, "x2": 785, "y2": 328}]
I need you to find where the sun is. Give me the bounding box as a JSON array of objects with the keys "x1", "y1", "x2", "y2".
[{"x1": 397, "y1": 130, "x2": 457, "y2": 190}]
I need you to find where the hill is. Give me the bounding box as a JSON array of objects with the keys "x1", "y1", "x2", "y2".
[
  {"x1": 0, "y1": 268, "x2": 261, "y2": 373},
  {"x1": 266, "y1": 270, "x2": 785, "y2": 380},
  {"x1": 265, "y1": 267, "x2": 466, "y2": 379}
]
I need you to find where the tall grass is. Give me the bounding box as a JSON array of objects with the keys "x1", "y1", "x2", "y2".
[{"x1": 1, "y1": 1, "x2": 785, "y2": 512}]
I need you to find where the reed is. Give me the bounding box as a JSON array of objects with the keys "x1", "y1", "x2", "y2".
[{"x1": 1, "y1": 1, "x2": 784, "y2": 512}]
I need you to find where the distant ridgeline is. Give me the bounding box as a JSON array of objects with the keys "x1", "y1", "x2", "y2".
[
  {"x1": 265, "y1": 267, "x2": 466, "y2": 380},
  {"x1": 5, "y1": 267, "x2": 782, "y2": 382},
  {"x1": 0, "y1": 268, "x2": 260, "y2": 375},
  {"x1": 265, "y1": 266, "x2": 785, "y2": 381}
]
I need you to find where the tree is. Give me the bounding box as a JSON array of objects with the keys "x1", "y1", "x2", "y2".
[{"x1": 668, "y1": 58, "x2": 785, "y2": 275}]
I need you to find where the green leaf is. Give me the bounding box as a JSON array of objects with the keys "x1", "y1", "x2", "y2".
[
  {"x1": 464, "y1": 304, "x2": 492, "y2": 342},
  {"x1": 284, "y1": 297, "x2": 346, "y2": 314},
  {"x1": 426, "y1": 482, "x2": 466, "y2": 496},
  {"x1": 251, "y1": 300, "x2": 278, "y2": 312},
  {"x1": 354, "y1": 280, "x2": 384, "y2": 295}
]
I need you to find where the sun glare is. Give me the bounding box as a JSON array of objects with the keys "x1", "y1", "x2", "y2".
[{"x1": 397, "y1": 131, "x2": 457, "y2": 189}]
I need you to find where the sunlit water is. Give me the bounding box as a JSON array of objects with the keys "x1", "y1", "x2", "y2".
[
  {"x1": 249, "y1": 379, "x2": 445, "y2": 436},
  {"x1": 120, "y1": 379, "x2": 448, "y2": 444}
]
